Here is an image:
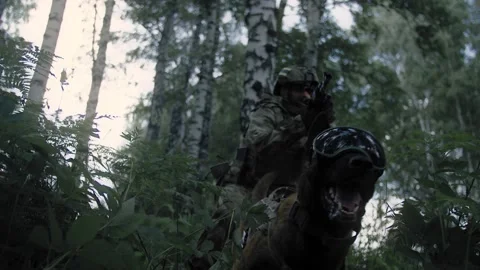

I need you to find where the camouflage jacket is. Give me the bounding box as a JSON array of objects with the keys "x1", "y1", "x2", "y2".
[
  {"x1": 244, "y1": 94, "x2": 305, "y2": 148},
  {"x1": 234, "y1": 94, "x2": 309, "y2": 190}
]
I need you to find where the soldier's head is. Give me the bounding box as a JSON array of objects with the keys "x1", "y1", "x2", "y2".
[{"x1": 273, "y1": 66, "x2": 320, "y2": 106}]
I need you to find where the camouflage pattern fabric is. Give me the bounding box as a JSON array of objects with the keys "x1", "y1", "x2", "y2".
[
  {"x1": 244, "y1": 94, "x2": 306, "y2": 148},
  {"x1": 216, "y1": 93, "x2": 306, "y2": 188},
  {"x1": 273, "y1": 66, "x2": 319, "y2": 95},
  {"x1": 250, "y1": 186, "x2": 296, "y2": 233}
]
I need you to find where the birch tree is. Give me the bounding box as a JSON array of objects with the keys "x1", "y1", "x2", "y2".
[
  {"x1": 0, "y1": 0, "x2": 36, "y2": 28},
  {"x1": 145, "y1": 7, "x2": 176, "y2": 142},
  {"x1": 304, "y1": 0, "x2": 326, "y2": 70},
  {"x1": 184, "y1": 0, "x2": 221, "y2": 167},
  {"x1": 240, "y1": 0, "x2": 277, "y2": 135},
  {"x1": 76, "y1": 0, "x2": 115, "y2": 164},
  {"x1": 166, "y1": 13, "x2": 203, "y2": 153},
  {"x1": 276, "y1": 0, "x2": 287, "y2": 34},
  {"x1": 27, "y1": 0, "x2": 67, "y2": 106},
  {"x1": 0, "y1": 0, "x2": 5, "y2": 22}
]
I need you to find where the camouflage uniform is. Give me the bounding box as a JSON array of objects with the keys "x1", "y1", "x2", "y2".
[{"x1": 189, "y1": 66, "x2": 332, "y2": 270}]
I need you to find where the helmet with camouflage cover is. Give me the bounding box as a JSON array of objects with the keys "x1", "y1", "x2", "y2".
[{"x1": 273, "y1": 66, "x2": 320, "y2": 96}]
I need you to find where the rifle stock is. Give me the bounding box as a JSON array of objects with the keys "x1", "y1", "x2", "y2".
[{"x1": 312, "y1": 72, "x2": 332, "y2": 103}]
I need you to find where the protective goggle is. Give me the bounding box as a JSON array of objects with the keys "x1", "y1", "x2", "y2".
[{"x1": 312, "y1": 127, "x2": 386, "y2": 171}]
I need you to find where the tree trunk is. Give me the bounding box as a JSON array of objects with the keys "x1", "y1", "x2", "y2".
[
  {"x1": 240, "y1": 0, "x2": 277, "y2": 136},
  {"x1": 146, "y1": 10, "x2": 176, "y2": 142},
  {"x1": 0, "y1": 0, "x2": 6, "y2": 23},
  {"x1": 184, "y1": 0, "x2": 221, "y2": 168},
  {"x1": 166, "y1": 13, "x2": 203, "y2": 154},
  {"x1": 304, "y1": 0, "x2": 326, "y2": 71},
  {"x1": 27, "y1": 0, "x2": 67, "y2": 106},
  {"x1": 411, "y1": 93, "x2": 435, "y2": 173},
  {"x1": 455, "y1": 96, "x2": 474, "y2": 173},
  {"x1": 276, "y1": 0, "x2": 287, "y2": 33},
  {"x1": 76, "y1": 0, "x2": 115, "y2": 165}
]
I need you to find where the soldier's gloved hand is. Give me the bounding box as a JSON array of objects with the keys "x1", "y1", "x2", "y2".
[
  {"x1": 302, "y1": 94, "x2": 335, "y2": 129},
  {"x1": 278, "y1": 115, "x2": 307, "y2": 147},
  {"x1": 223, "y1": 166, "x2": 237, "y2": 184},
  {"x1": 279, "y1": 115, "x2": 306, "y2": 137}
]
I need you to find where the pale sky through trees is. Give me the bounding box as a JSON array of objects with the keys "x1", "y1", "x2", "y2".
[{"x1": 14, "y1": 0, "x2": 353, "y2": 151}]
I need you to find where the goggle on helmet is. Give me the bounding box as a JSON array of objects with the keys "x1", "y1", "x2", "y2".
[{"x1": 312, "y1": 127, "x2": 386, "y2": 172}]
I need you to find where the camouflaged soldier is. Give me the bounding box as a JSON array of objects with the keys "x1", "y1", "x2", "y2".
[{"x1": 188, "y1": 66, "x2": 335, "y2": 270}]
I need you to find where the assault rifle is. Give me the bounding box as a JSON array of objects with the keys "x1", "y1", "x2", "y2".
[
  {"x1": 305, "y1": 72, "x2": 334, "y2": 154},
  {"x1": 311, "y1": 71, "x2": 332, "y2": 105}
]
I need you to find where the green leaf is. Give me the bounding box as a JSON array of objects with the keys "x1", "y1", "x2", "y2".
[
  {"x1": 108, "y1": 213, "x2": 145, "y2": 239},
  {"x1": 436, "y1": 181, "x2": 457, "y2": 198},
  {"x1": 209, "y1": 261, "x2": 223, "y2": 270},
  {"x1": 0, "y1": 91, "x2": 18, "y2": 116},
  {"x1": 92, "y1": 181, "x2": 119, "y2": 212},
  {"x1": 415, "y1": 177, "x2": 436, "y2": 190},
  {"x1": 423, "y1": 217, "x2": 443, "y2": 246},
  {"x1": 78, "y1": 239, "x2": 125, "y2": 269},
  {"x1": 233, "y1": 227, "x2": 243, "y2": 247},
  {"x1": 22, "y1": 134, "x2": 56, "y2": 155},
  {"x1": 115, "y1": 241, "x2": 141, "y2": 270},
  {"x1": 400, "y1": 200, "x2": 425, "y2": 235},
  {"x1": 91, "y1": 184, "x2": 119, "y2": 212},
  {"x1": 47, "y1": 204, "x2": 63, "y2": 251},
  {"x1": 248, "y1": 203, "x2": 267, "y2": 214},
  {"x1": 150, "y1": 216, "x2": 176, "y2": 231},
  {"x1": 66, "y1": 215, "x2": 105, "y2": 248},
  {"x1": 202, "y1": 211, "x2": 215, "y2": 229},
  {"x1": 29, "y1": 225, "x2": 50, "y2": 249},
  {"x1": 110, "y1": 197, "x2": 135, "y2": 226},
  {"x1": 199, "y1": 240, "x2": 214, "y2": 252},
  {"x1": 56, "y1": 167, "x2": 75, "y2": 195},
  {"x1": 395, "y1": 245, "x2": 423, "y2": 262}
]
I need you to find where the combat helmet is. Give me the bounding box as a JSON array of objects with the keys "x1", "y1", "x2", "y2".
[{"x1": 273, "y1": 66, "x2": 320, "y2": 96}]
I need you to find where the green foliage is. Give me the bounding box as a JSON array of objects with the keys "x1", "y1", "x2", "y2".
[
  {"x1": 2, "y1": 0, "x2": 36, "y2": 30},
  {"x1": 0, "y1": 32, "x2": 56, "y2": 99},
  {"x1": 353, "y1": 131, "x2": 480, "y2": 269},
  {"x1": 208, "y1": 42, "x2": 245, "y2": 161},
  {"x1": 0, "y1": 31, "x2": 244, "y2": 270},
  {"x1": 347, "y1": 244, "x2": 419, "y2": 270}
]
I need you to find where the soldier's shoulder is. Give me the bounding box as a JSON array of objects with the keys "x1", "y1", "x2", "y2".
[{"x1": 252, "y1": 94, "x2": 285, "y2": 112}]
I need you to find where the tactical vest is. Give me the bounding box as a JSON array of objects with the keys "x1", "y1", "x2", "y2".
[{"x1": 248, "y1": 95, "x2": 308, "y2": 192}]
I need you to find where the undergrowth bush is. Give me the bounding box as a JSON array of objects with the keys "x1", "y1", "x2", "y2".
[
  {"x1": 0, "y1": 32, "x2": 267, "y2": 270},
  {"x1": 347, "y1": 131, "x2": 480, "y2": 269}
]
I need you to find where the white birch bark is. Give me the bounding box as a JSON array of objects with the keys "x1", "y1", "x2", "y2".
[
  {"x1": 0, "y1": 0, "x2": 6, "y2": 23},
  {"x1": 27, "y1": 0, "x2": 67, "y2": 105},
  {"x1": 76, "y1": 0, "x2": 115, "y2": 163},
  {"x1": 184, "y1": 0, "x2": 220, "y2": 163},
  {"x1": 455, "y1": 96, "x2": 474, "y2": 173},
  {"x1": 146, "y1": 10, "x2": 176, "y2": 141},
  {"x1": 304, "y1": 0, "x2": 326, "y2": 71},
  {"x1": 240, "y1": 0, "x2": 277, "y2": 135},
  {"x1": 167, "y1": 13, "x2": 203, "y2": 153},
  {"x1": 276, "y1": 0, "x2": 287, "y2": 33}
]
